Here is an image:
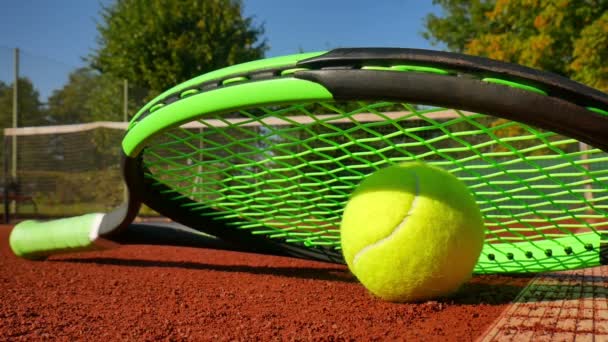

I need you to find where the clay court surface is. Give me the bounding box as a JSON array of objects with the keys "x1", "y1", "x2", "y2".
[{"x1": 1, "y1": 224, "x2": 606, "y2": 341}]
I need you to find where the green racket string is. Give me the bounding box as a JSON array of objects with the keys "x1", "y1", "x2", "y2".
[{"x1": 141, "y1": 101, "x2": 608, "y2": 273}]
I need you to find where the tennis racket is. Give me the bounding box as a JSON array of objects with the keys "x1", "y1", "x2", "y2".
[{"x1": 9, "y1": 48, "x2": 608, "y2": 274}]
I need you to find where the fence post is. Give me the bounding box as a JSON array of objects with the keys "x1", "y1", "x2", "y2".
[
  {"x1": 10, "y1": 48, "x2": 19, "y2": 216},
  {"x1": 123, "y1": 79, "x2": 129, "y2": 203},
  {"x1": 3, "y1": 135, "x2": 9, "y2": 223}
]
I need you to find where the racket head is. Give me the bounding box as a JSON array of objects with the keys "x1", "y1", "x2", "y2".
[{"x1": 121, "y1": 48, "x2": 608, "y2": 273}]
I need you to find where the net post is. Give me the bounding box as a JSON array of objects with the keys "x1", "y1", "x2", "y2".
[
  {"x1": 123, "y1": 79, "x2": 128, "y2": 123},
  {"x1": 11, "y1": 48, "x2": 18, "y2": 183},
  {"x1": 123, "y1": 79, "x2": 129, "y2": 204},
  {"x1": 10, "y1": 48, "x2": 19, "y2": 218},
  {"x1": 3, "y1": 134, "x2": 10, "y2": 224}
]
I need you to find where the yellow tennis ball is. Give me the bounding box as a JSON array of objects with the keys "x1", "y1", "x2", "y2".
[{"x1": 340, "y1": 162, "x2": 485, "y2": 302}]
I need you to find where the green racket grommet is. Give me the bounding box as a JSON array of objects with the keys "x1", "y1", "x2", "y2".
[
  {"x1": 222, "y1": 76, "x2": 249, "y2": 86},
  {"x1": 362, "y1": 65, "x2": 451, "y2": 75},
  {"x1": 180, "y1": 89, "x2": 200, "y2": 98},
  {"x1": 148, "y1": 103, "x2": 165, "y2": 113},
  {"x1": 281, "y1": 68, "x2": 310, "y2": 76},
  {"x1": 588, "y1": 107, "x2": 608, "y2": 116},
  {"x1": 482, "y1": 78, "x2": 547, "y2": 95}
]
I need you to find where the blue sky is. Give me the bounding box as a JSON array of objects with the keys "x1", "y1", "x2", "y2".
[{"x1": 0, "y1": 0, "x2": 440, "y2": 100}]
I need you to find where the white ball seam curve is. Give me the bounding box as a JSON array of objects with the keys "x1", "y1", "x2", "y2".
[{"x1": 352, "y1": 171, "x2": 420, "y2": 268}]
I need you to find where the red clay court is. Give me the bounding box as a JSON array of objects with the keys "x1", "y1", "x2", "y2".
[{"x1": 2, "y1": 224, "x2": 606, "y2": 341}]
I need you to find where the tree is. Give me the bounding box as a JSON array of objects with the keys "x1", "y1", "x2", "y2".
[
  {"x1": 0, "y1": 79, "x2": 47, "y2": 187},
  {"x1": 0, "y1": 78, "x2": 45, "y2": 127},
  {"x1": 46, "y1": 67, "x2": 144, "y2": 124},
  {"x1": 90, "y1": 0, "x2": 267, "y2": 96},
  {"x1": 423, "y1": 0, "x2": 608, "y2": 91},
  {"x1": 422, "y1": 0, "x2": 495, "y2": 53},
  {"x1": 0, "y1": 81, "x2": 10, "y2": 129},
  {"x1": 570, "y1": 10, "x2": 608, "y2": 91},
  {"x1": 45, "y1": 67, "x2": 147, "y2": 169},
  {"x1": 46, "y1": 68, "x2": 101, "y2": 124}
]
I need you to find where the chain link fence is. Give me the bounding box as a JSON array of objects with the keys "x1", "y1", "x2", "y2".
[{"x1": 1, "y1": 47, "x2": 148, "y2": 220}]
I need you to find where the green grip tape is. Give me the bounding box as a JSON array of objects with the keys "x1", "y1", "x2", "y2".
[{"x1": 9, "y1": 213, "x2": 105, "y2": 259}]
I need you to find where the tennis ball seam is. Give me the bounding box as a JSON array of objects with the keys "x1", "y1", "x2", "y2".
[{"x1": 352, "y1": 170, "x2": 421, "y2": 268}]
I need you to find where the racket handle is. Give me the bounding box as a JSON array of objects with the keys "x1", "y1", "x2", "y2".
[{"x1": 9, "y1": 213, "x2": 114, "y2": 259}]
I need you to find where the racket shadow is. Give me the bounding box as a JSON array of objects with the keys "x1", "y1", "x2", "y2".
[
  {"x1": 56, "y1": 257, "x2": 354, "y2": 283},
  {"x1": 112, "y1": 222, "x2": 269, "y2": 252},
  {"x1": 50, "y1": 221, "x2": 354, "y2": 282}
]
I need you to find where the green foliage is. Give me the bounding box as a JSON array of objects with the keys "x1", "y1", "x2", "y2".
[
  {"x1": 0, "y1": 81, "x2": 8, "y2": 129},
  {"x1": 46, "y1": 67, "x2": 146, "y2": 124},
  {"x1": 28, "y1": 168, "x2": 123, "y2": 206},
  {"x1": 17, "y1": 167, "x2": 134, "y2": 217},
  {"x1": 90, "y1": 0, "x2": 268, "y2": 96},
  {"x1": 422, "y1": 0, "x2": 495, "y2": 52},
  {"x1": 46, "y1": 68, "x2": 100, "y2": 124},
  {"x1": 0, "y1": 78, "x2": 46, "y2": 128},
  {"x1": 423, "y1": 0, "x2": 608, "y2": 92},
  {"x1": 1, "y1": 78, "x2": 45, "y2": 184},
  {"x1": 16, "y1": 168, "x2": 126, "y2": 217},
  {"x1": 571, "y1": 11, "x2": 608, "y2": 90}
]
